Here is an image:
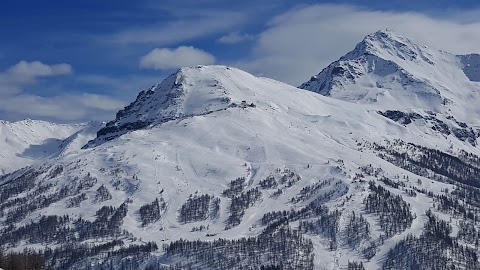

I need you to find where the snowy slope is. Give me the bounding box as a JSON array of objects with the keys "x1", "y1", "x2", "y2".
[
  {"x1": 1, "y1": 39, "x2": 480, "y2": 269},
  {"x1": 0, "y1": 120, "x2": 98, "y2": 174},
  {"x1": 56, "y1": 121, "x2": 105, "y2": 157}
]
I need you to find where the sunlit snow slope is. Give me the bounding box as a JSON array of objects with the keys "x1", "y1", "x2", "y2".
[{"x1": 0, "y1": 120, "x2": 102, "y2": 174}]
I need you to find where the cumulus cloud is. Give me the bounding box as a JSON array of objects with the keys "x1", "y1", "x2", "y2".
[
  {"x1": 0, "y1": 61, "x2": 72, "y2": 95},
  {"x1": 8, "y1": 61, "x2": 71, "y2": 78},
  {"x1": 139, "y1": 46, "x2": 215, "y2": 70},
  {"x1": 239, "y1": 4, "x2": 480, "y2": 85},
  {"x1": 0, "y1": 61, "x2": 125, "y2": 122},
  {"x1": 217, "y1": 32, "x2": 255, "y2": 44}
]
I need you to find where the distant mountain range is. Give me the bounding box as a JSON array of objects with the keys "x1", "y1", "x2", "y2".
[
  {"x1": 0, "y1": 30, "x2": 479, "y2": 270},
  {"x1": 0, "y1": 119, "x2": 103, "y2": 174}
]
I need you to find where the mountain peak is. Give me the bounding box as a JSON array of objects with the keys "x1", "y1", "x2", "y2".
[
  {"x1": 300, "y1": 30, "x2": 480, "y2": 124},
  {"x1": 343, "y1": 29, "x2": 432, "y2": 63},
  {"x1": 365, "y1": 29, "x2": 406, "y2": 43},
  {"x1": 84, "y1": 65, "x2": 292, "y2": 148}
]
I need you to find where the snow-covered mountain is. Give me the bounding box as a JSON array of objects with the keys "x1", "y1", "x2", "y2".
[
  {"x1": 300, "y1": 29, "x2": 480, "y2": 123},
  {"x1": 84, "y1": 66, "x2": 250, "y2": 148},
  {"x1": 1, "y1": 33, "x2": 480, "y2": 270},
  {"x1": 0, "y1": 120, "x2": 103, "y2": 174},
  {"x1": 300, "y1": 29, "x2": 480, "y2": 148}
]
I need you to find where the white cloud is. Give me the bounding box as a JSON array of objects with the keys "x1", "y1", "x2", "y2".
[
  {"x1": 8, "y1": 61, "x2": 71, "y2": 78},
  {"x1": 0, "y1": 61, "x2": 72, "y2": 95},
  {"x1": 217, "y1": 32, "x2": 254, "y2": 44},
  {"x1": 75, "y1": 74, "x2": 160, "y2": 98},
  {"x1": 139, "y1": 46, "x2": 215, "y2": 70},
  {"x1": 75, "y1": 93, "x2": 126, "y2": 111},
  {"x1": 239, "y1": 4, "x2": 480, "y2": 85},
  {"x1": 111, "y1": 11, "x2": 246, "y2": 45},
  {"x1": 0, "y1": 61, "x2": 125, "y2": 122},
  {"x1": 0, "y1": 94, "x2": 125, "y2": 121}
]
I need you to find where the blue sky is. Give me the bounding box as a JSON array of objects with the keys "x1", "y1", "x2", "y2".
[{"x1": 1, "y1": 0, "x2": 480, "y2": 122}]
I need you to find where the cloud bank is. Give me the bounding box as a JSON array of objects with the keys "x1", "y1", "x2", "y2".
[{"x1": 0, "y1": 61, "x2": 125, "y2": 122}]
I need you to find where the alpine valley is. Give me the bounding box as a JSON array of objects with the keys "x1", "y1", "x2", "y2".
[{"x1": 1, "y1": 30, "x2": 480, "y2": 270}]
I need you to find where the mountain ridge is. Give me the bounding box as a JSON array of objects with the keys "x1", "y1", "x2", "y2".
[
  {"x1": 0, "y1": 119, "x2": 102, "y2": 174},
  {"x1": 0, "y1": 31, "x2": 480, "y2": 270}
]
